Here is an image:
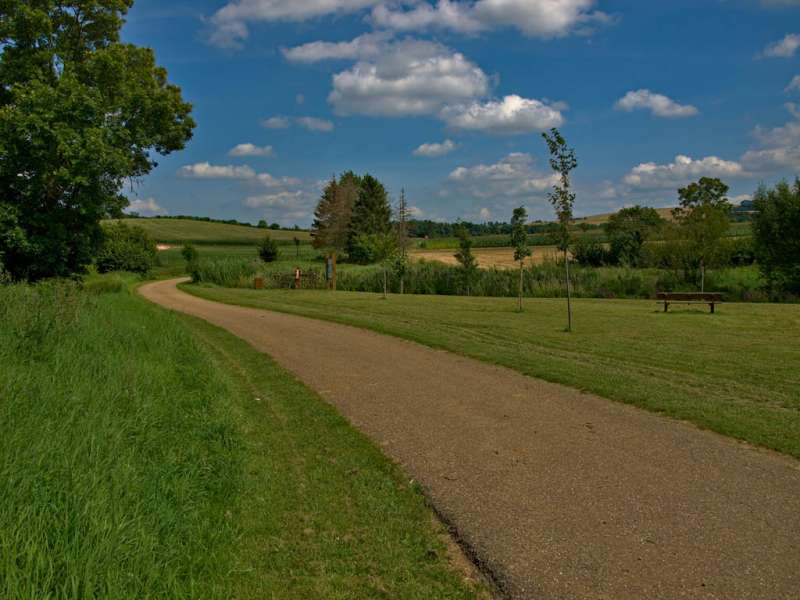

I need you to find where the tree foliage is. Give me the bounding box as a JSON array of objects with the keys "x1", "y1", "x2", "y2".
[
  {"x1": 752, "y1": 179, "x2": 800, "y2": 293},
  {"x1": 350, "y1": 174, "x2": 391, "y2": 247},
  {"x1": 0, "y1": 0, "x2": 195, "y2": 280},
  {"x1": 542, "y1": 127, "x2": 578, "y2": 330},
  {"x1": 606, "y1": 206, "x2": 665, "y2": 266},
  {"x1": 542, "y1": 128, "x2": 578, "y2": 252},
  {"x1": 673, "y1": 177, "x2": 731, "y2": 291},
  {"x1": 510, "y1": 207, "x2": 530, "y2": 311},
  {"x1": 95, "y1": 222, "x2": 156, "y2": 274},
  {"x1": 257, "y1": 235, "x2": 279, "y2": 263},
  {"x1": 453, "y1": 224, "x2": 478, "y2": 295}
]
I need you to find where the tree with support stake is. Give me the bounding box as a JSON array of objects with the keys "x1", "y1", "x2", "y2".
[
  {"x1": 510, "y1": 207, "x2": 531, "y2": 312},
  {"x1": 394, "y1": 188, "x2": 412, "y2": 295},
  {"x1": 542, "y1": 128, "x2": 578, "y2": 333}
]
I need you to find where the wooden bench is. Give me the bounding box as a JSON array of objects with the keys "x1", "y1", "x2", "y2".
[{"x1": 657, "y1": 292, "x2": 723, "y2": 314}]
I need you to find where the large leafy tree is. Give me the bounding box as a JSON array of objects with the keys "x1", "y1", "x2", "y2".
[
  {"x1": 606, "y1": 205, "x2": 665, "y2": 266},
  {"x1": 673, "y1": 177, "x2": 731, "y2": 292},
  {"x1": 0, "y1": 0, "x2": 195, "y2": 280},
  {"x1": 751, "y1": 179, "x2": 800, "y2": 294}
]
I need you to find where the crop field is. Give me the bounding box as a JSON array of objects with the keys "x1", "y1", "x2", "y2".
[
  {"x1": 0, "y1": 277, "x2": 484, "y2": 599},
  {"x1": 104, "y1": 218, "x2": 311, "y2": 245},
  {"x1": 154, "y1": 243, "x2": 321, "y2": 278},
  {"x1": 412, "y1": 245, "x2": 564, "y2": 269},
  {"x1": 183, "y1": 285, "x2": 800, "y2": 459}
]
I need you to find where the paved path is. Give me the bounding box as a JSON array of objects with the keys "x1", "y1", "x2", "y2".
[{"x1": 140, "y1": 279, "x2": 800, "y2": 599}]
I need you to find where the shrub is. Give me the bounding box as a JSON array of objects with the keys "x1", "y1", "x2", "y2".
[
  {"x1": 181, "y1": 243, "x2": 199, "y2": 263},
  {"x1": 573, "y1": 238, "x2": 612, "y2": 267},
  {"x1": 257, "y1": 236, "x2": 279, "y2": 263},
  {"x1": 96, "y1": 223, "x2": 157, "y2": 275},
  {"x1": 348, "y1": 233, "x2": 379, "y2": 264}
]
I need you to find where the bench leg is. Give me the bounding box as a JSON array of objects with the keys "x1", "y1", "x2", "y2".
[
  {"x1": 710, "y1": 302, "x2": 715, "y2": 314},
  {"x1": 664, "y1": 302, "x2": 669, "y2": 313}
]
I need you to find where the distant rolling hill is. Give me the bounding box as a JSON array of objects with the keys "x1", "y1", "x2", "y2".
[{"x1": 104, "y1": 218, "x2": 312, "y2": 245}]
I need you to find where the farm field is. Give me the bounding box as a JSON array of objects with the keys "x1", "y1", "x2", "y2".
[
  {"x1": 0, "y1": 278, "x2": 484, "y2": 599},
  {"x1": 412, "y1": 245, "x2": 564, "y2": 269},
  {"x1": 154, "y1": 243, "x2": 320, "y2": 278},
  {"x1": 183, "y1": 285, "x2": 800, "y2": 459},
  {"x1": 104, "y1": 218, "x2": 311, "y2": 245}
]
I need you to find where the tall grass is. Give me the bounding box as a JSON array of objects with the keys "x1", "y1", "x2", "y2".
[
  {"x1": 0, "y1": 280, "x2": 242, "y2": 599},
  {"x1": 192, "y1": 256, "x2": 775, "y2": 301}
]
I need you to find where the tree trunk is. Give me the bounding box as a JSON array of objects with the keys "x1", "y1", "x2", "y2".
[
  {"x1": 701, "y1": 260, "x2": 706, "y2": 293},
  {"x1": 383, "y1": 266, "x2": 388, "y2": 299},
  {"x1": 518, "y1": 261, "x2": 524, "y2": 312},
  {"x1": 565, "y1": 249, "x2": 573, "y2": 332},
  {"x1": 400, "y1": 276, "x2": 404, "y2": 295}
]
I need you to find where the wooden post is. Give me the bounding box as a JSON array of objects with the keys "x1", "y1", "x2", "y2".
[{"x1": 254, "y1": 276, "x2": 264, "y2": 290}]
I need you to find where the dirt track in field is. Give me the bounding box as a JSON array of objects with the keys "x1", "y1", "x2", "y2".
[{"x1": 140, "y1": 278, "x2": 800, "y2": 600}]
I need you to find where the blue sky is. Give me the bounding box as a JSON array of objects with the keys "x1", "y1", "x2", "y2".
[{"x1": 122, "y1": 0, "x2": 800, "y2": 226}]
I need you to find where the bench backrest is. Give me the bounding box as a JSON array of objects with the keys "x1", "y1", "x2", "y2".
[{"x1": 656, "y1": 292, "x2": 723, "y2": 301}]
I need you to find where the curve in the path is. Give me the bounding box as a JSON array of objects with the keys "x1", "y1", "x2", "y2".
[{"x1": 140, "y1": 278, "x2": 800, "y2": 600}]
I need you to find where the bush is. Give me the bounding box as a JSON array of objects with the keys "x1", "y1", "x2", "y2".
[
  {"x1": 96, "y1": 223, "x2": 157, "y2": 275},
  {"x1": 181, "y1": 243, "x2": 199, "y2": 263},
  {"x1": 348, "y1": 233, "x2": 378, "y2": 264},
  {"x1": 573, "y1": 238, "x2": 612, "y2": 267},
  {"x1": 257, "y1": 236, "x2": 279, "y2": 263}
]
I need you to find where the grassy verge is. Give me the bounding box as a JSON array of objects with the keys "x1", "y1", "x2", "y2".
[
  {"x1": 0, "y1": 277, "x2": 485, "y2": 598},
  {"x1": 182, "y1": 285, "x2": 800, "y2": 459}
]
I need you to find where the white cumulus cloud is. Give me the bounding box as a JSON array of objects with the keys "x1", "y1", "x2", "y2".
[
  {"x1": 209, "y1": 0, "x2": 381, "y2": 48},
  {"x1": 448, "y1": 153, "x2": 559, "y2": 198},
  {"x1": 785, "y1": 75, "x2": 800, "y2": 93},
  {"x1": 125, "y1": 198, "x2": 165, "y2": 215},
  {"x1": 761, "y1": 33, "x2": 800, "y2": 58},
  {"x1": 441, "y1": 95, "x2": 564, "y2": 135},
  {"x1": 261, "y1": 115, "x2": 334, "y2": 131},
  {"x1": 622, "y1": 155, "x2": 746, "y2": 189},
  {"x1": 283, "y1": 31, "x2": 392, "y2": 62},
  {"x1": 615, "y1": 89, "x2": 698, "y2": 118},
  {"x1": 742, "y1": 103, "x2": 800, "y2": 171},
  {"x1": 229, "y1": 143, "x2": 275, "y2": 157},
  {"x1": 244, "y1": 190, "x2": 305, "y2": 208},
  {"x1": 329, "y1": 39, "x2": 489, "y2": 116},
  {"x1": 178, "y1": 162, "x2": 256, "y2": 179},
  {"x1": 261, "y1": 116, "x2": 290, "y2": 129},
  {"x1": 413, "y1": 139, "x2": 457, "y2": 157},
  {"x1": 371, "y1": 0, "x2": 609, "y2": 38},
  {"x1": 296, "y1": 116, "x2": 335, "y2": 131}
]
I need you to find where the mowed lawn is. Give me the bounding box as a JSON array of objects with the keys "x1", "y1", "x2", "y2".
[
  {"x1": 184, "y1": 285, "x2": 800, "y2": 459},
  {"x1": 0, "y1": 279, "x2": 484, "y2": 599},
  {"x1": 104, "y1": 218, "x2": 311, "y2": 245}
]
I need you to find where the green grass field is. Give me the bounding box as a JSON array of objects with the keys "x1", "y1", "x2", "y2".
[
  {"x1": 183, "y1": 286, "x2": 800, "y2": 459},
  {"x1": 104, "y1": 218, "x2": 311, "y2": 245},
  {"x1": 0, "y1": 278, "x2": 484, "y2": 599}
]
